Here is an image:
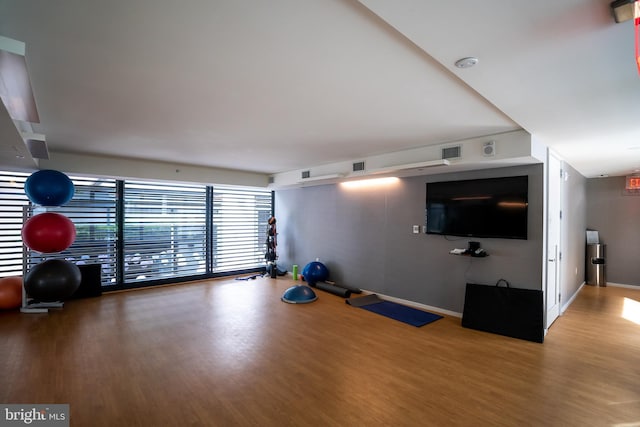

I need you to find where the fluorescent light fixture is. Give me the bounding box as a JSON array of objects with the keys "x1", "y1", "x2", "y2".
[
  {"x1": 297, "y1": 173, "x2": 344, "y2": 184},
  {"x1": 0, "y1": 36, "x2": 39, "y2": 123},
  {"x1": 360, "y1": 159, "x2": 450, "y2": 176},
  {"x1": 341, "y1": 177, "x2": 399, "y2": 189}
]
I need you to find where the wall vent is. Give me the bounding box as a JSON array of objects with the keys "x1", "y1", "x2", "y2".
[
  {"x1": 352, "y1": 161, "x2": 366, "y2": 172},
  {"x1": 442, "y1": 145, "x2": 462, "y2": 160},
  {"x1": 301, "y1": 170, "x2": 311, "y2": 179}
]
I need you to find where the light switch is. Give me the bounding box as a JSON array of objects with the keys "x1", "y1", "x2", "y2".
[{"x1": 412, "y1": 225, "x2": 420, "y2": 234}]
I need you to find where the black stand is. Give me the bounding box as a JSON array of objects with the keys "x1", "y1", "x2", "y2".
[{"x1": 265, "y1": 217, "x2": 286, "y2": 278}]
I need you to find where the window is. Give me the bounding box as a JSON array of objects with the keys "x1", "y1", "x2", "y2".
[
  {"x1": 0, "y1": 172, "x2": 30, "y2": 278},
  {"x1": 26, "y1": 176, "x2": 118, "y2": 286},
  {"x1": 212, "y1": 186, "x2": 272, "y2": 272},
  {"x1": 123, "y1": 181, "x2": 207, "y2": 283},
  {"x1": 0, "y1": 171, "x2": 272, "y2": 288}
]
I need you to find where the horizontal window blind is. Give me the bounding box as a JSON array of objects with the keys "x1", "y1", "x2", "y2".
[
  {"x1": 0, "y1": 172, "x2": 30, "y2": 278},
  {"x1": 124, "y1": 181, "x2": 207, "y2": 283},
  {"x1": 0, "y1": 170, "x2": 272, "y2": 288},
  {"x1": 212, "y1": 186, "x2": 271, "y2": 272},
  {"x1": 27, "y1": 177, "x2": 118, "y2": 286}
]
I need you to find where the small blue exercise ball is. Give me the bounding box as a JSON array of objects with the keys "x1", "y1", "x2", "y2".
[
  {"x1": 281, "y1": 285, "x2": 318, "y2": 304},
  {"x1": 24, "y1": 170, "x2": 75, "y2": 206},
  {"x1": 302, "y1": 261, "x2": 329, "y2": 285}
]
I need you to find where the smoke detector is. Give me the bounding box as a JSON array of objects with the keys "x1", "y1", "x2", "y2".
[{"x1": 455, "y1": 57, "x2": 478, "y2": 68}]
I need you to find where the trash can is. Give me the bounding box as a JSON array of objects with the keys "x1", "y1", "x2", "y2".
[{"x1": 586, "y1": 243, "x2": 606, "y2": 286}]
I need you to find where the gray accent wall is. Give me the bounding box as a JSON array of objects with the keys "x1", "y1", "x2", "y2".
[
  {"x1": 586, "y1": 176, "x2": 640, "y2": 287},
  {"x1": 560, "y1": 162, "x2": 588, "y2": 307},
  {"x1": 275, "y1": 164, "x2": 544, "y2": 313}
]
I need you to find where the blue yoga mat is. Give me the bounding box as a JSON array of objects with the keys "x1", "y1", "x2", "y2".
[{"x1": 358, "y1": 301, "x2": 443, "y2": 327}]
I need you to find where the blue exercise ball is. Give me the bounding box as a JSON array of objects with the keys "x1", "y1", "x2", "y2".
[
  {"x1": 24, "y1": 170, "x2": 75, "y2": 206},
  {"x1": 24, "y1": 259, "x2": 81, "y2": 302},
  {"x1": 302, "y1": 261, "x2": 329, "y2": 286}
]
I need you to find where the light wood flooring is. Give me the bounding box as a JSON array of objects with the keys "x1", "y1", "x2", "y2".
[{"x1": 1, "y1": 277, "x2": 639, "y2": 426}]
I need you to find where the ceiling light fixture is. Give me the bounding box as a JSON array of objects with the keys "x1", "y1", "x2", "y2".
[
  {"x1": 0, "y1": 36, "x2": 40, "y2": 123},
  {"x1": 454, "y1": 57, "x2": 478, "y2": 69},
  {"x1": 341, "y1": 177, "x2": 399, "y2": 189},
  {"x1": 610, "y1": 0, "x2": 640, "y2": 76}
]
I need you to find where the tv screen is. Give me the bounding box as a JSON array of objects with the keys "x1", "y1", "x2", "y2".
[{"x1": 426, "y1": 176, "x2": 528, "y2": 240}]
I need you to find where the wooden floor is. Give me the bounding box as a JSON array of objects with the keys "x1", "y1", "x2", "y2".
[{"x1": 1, "y1": 277, "x2": 639, "y2": 427}]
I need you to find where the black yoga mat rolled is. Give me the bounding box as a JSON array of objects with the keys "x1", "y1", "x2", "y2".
[
  {"x1": 315, "y1": 281, "x2": 351, "y2": 298},
  {"x1": 324, "y1": 280, "x2": 362, "y2": 294}
]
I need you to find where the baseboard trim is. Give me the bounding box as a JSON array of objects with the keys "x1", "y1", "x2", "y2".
[
  {"x1": 561, "y1": 282, "x2": 585, "y2": 314},
  {"x1": 606, "y1": 282, "x2": 640, "y2": 289}
]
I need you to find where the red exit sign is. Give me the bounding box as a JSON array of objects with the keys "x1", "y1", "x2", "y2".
[{"x1": 626, "y1": 176, "x2": 640, "y2": 190}]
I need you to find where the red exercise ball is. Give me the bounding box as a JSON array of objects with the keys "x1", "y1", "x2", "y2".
[
  {"x1": 0, "y1": 276, "x2": 23, "y2": 310},
  {"x1": 21, "y1": 212, "x2": 76, "y2": 253}
]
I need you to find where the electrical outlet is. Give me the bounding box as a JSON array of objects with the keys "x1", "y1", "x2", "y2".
[{"x1": 412, "y1": 225, "x2": 420, "y2": 234}]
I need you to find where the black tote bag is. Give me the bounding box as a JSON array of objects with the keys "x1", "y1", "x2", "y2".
[{"x1": 462, "y1": 279, "x2": 544, "y2": 343}]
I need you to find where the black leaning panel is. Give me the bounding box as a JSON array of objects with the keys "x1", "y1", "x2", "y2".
[
  {"x1": 461, "y1": 282, "x2": 544, "y2": 343},
  {"x1": 69, "y1": 264, "x2": 103, "y2": 299}
]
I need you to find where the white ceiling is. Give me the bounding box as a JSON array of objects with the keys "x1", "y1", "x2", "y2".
[{"x1": 0, "y1": 0, "x2": 638, "y2": 178}]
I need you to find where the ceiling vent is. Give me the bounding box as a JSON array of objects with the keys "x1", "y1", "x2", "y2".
[
  {"x1": 301, "y1": 170, "x2": 310, "y2": 179},
  {"x1": 352, "y1": 161, "x2": 366, "y2": 172},
  {"x1": 442, "y1": 145, "x2": 462, "y2": 160},
  {"x1": 22, "y1": 132, "x2": 49, "y2": 159}
]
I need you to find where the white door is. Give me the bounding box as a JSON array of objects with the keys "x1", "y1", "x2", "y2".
[{"x1": 546, "y1": 152, "x2": 562, "y2": 328}]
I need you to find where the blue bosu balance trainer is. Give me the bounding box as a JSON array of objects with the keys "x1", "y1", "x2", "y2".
[{"x1": 281, "y1": 285, "x2": 318, "y2": 304}]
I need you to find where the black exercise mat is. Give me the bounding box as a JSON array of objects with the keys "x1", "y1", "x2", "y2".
[
  {"x1": 346, "y1": 294, "x2": 383, "y2": 307},
  {"x1": 462, "y1": 280, "x2": 544, "y2": 343},
  {"x1": 358, "y1": 301, "x2": 442, "y2": 327},
  {"x1": 346, "y1": 294, "x2": 443, "y2": 327}
]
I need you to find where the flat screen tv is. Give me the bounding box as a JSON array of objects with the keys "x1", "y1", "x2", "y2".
[{"x1": 426, "y1": 175, "x2": 528, "y2": 240}]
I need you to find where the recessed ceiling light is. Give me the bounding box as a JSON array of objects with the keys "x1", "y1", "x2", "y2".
[{"x1": 455, "y1": 57, "x2": 478, "y2": 68}]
